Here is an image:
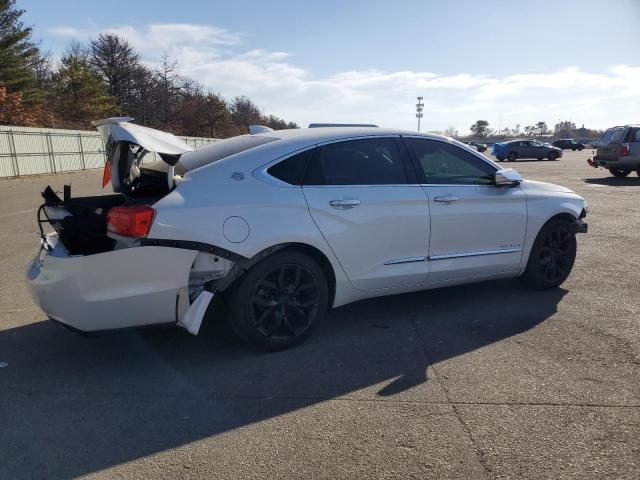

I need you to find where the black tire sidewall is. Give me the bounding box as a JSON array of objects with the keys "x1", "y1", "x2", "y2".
[
  {"x1": 523, "y1": 218, "x2": 577, "y2": 290},
  {"x1": 227, "y1": 250, "x2": 329, "y2": 350}
]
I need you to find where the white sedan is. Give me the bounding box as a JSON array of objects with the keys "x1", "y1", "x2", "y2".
[{"x1": 27, "y1": 119, "x2": 588, "y2": 350}]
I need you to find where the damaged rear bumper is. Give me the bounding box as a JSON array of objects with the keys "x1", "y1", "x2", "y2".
[{"x1": 26, "y1": 236, "x2": 229, "y2": 335}]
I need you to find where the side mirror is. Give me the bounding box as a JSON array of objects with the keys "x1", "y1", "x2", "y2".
[{"x1": 494, "y1": 168, "x2": 523, "y2": 186}]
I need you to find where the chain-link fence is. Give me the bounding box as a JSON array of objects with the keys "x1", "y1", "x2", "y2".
[{"x1": 0, "y1": 125, "x2": 219, "y2": 178}]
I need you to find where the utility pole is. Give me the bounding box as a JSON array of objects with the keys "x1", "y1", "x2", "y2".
[{"x1": 416, "y1": 97, "x2": 424, "y2": 132}]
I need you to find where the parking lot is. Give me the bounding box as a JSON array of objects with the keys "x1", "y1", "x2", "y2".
[{"x1": 0, "y1": 149, "x2": 638, "y2": 479}]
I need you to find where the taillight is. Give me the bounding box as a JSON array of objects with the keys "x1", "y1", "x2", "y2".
[
  {"x1": 619, "y1": 143, "x2": 630, "y2": 156},
  {"x1": 107, "y1": 206, "x2": 155, "y2": 238},
  {"x1": 102, "y1": 161, "x2": 111, "y2": 188}
]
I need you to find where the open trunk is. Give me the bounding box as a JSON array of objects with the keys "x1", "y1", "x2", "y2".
[{"x1": 39, "y1": 118, "x2": 193, "y2": 256}]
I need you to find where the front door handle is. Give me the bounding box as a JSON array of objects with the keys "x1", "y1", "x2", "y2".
[
  {"x1": 329, "y1": 198, "x2": 361, "y2": 209},
  {"x1": 433, "y1": 194, "x2": 460, "y2": 204}
]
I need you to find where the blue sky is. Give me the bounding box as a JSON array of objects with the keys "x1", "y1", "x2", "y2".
[{"x1": 21, "y1": 0, "x2": 640, "y2": 132}]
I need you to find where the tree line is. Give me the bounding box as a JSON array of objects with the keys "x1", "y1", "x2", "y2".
[
  {"x1": 0, "y1": 0, "x2": 298, "y2": 137},
  {"x1": 465, "y1": 119, "x2": 603, "y2": 140}
]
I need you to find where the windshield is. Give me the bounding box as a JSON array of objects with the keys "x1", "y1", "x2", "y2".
[{"x1": 599, "y1": 127, "x2": 625, "y2": 146}]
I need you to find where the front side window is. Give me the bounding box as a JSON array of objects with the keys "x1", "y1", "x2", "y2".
[
  {"x1": 405, "y1": 138, "x2": 496, "y2": 185},
  {"x1": 303, "y1": 138, "x2": 408, "y2": 185}
]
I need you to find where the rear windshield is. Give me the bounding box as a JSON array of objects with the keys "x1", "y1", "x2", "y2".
[
  {"x1": 599, "y1": 127, "x2": 625, "y2": 146},
  {"x1": 178, "y1": 135, "x2": 279, "y2": 173}
]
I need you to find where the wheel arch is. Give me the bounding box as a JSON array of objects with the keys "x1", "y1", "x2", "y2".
[{"x1": 215, "y1": 242, "x2": 337, "y2": 307}]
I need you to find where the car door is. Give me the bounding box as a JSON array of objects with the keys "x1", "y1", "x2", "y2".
[
  {"x1": 519, "y1": 140, "x2": 533, "y2": 158},
  {"x1": 530, "y1": 140, "x2": 547, "y2": 157},
  {"x1": 302, "y1": 136, "x2": 430, "y2": 290},
  {"x1": 403, "y1": 137, "x2": 527, "y2": 282}
]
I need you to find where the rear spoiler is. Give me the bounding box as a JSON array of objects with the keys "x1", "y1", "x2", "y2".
[{"x1": 92, "y1": 117, "x2": 193, "y2": 165}]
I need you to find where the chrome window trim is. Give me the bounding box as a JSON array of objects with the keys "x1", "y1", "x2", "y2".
[
  {"x1": 429, "y1": 248, "x2": 521, "y2": 261},
  {"x1": 253, "y1": 134, "x2": 405, "y2": 188}
]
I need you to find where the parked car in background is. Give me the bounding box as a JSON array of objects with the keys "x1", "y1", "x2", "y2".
[
  {"x1": 492, "y1": 140, "x2": 563, "y2": 162},
  {"x1": 469, "y1": 141, "x2": 487, "y2": 152},
  {"x1": 27, "y1": 119, "x2": 587, "y2": 350},
  {"x1": 552, "y1": 139, "x2": 585, "y2": 151},
  {"x1": 588, "y1": 125, "x2": 640, "y2": 177}
]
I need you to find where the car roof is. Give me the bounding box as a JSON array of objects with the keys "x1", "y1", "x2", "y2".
[
  {"x1": 252, "y1": 126, "x2": 437, "y2": 143},
  {"x1": 181, "y1": 127, "x2": 480, "y2": 174}
]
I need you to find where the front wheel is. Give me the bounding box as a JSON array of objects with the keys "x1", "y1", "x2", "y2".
[
  {"x1": 548, "y1": 151, "x2": 559, "y2": 161},
  {"x1": 227, "y1": 251, "x2": 329, "y2": 350},
  {"x1": 522, "y1": 218, "x2": 577, "y2": 290},
  {"x1": 610, "y1": 168, "x2": 631, "y2": 177}
]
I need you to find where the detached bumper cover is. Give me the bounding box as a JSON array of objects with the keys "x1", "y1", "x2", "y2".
[{"x1": 26, "y1": 239, "x2": 198, "y2": 332}]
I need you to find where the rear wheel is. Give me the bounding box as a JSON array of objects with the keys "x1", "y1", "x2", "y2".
[
  {"x1": 522, "y1": 218, "x2": 577, "y2": 290},
  {"x1": 548, "y1": 151, "x2": 559, "y2": 161},
  {"x1": 227, "y1": 251, "x2": 329, "y2": 350},
  {"x1": 609, "y1": 168, "x2": 631, "y2": 177},
  {"x1": 507, "y1": 151, "x2": 518, "y2": 162}
]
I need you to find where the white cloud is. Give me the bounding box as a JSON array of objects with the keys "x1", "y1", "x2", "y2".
[{"x1": 49, "y1": 23, "x2": 640, "y2": 132}]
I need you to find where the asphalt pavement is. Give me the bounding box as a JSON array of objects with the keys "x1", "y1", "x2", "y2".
[{"x1": 0, "y1": 150, "x2": 638, "y2": 479}]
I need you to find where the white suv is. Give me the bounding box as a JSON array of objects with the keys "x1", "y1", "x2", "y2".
[{"x1": 27, "y1": 119, "x2": 588, "y2": 350}]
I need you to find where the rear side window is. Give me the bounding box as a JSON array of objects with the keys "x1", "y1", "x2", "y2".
[
  {"x1": 304, "y1": 138, "x2": 408, "y2": 185},
  {"x1": 405, "y1": 138, "x2": 496, "y2": 185},
  {"x1": 631, "y1": 129, "x2": 640, "y2": 142},
  {"x1": 600, "y1": 127, "x2": 625, "y2": 145},
  {"x1": 267, "y1": 150, "x2": 312, "y2": 185}
]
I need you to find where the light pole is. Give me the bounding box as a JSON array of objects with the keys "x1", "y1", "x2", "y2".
[{"x1": 416, "y1": 96, "x2": 424, "y2": 132}]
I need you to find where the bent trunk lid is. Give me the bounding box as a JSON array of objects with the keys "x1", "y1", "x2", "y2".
[{"x1": 93, "y1": 117, "x2": 193, "y2": 194}]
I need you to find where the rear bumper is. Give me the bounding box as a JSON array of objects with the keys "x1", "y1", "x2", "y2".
[
  {"x1": 592, "y1": 155, "x2": 640, "y2": 169},
  {"x1": 26, "y1": 237, "x2": 199, "y2": 332}
]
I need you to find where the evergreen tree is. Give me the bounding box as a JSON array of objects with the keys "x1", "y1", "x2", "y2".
[
  {"x1": 51, "y1": 45, "x2": 115, "y2": 127},
  {"x1": 0, "y1": 0, "x2": 43, "y2": 103}
]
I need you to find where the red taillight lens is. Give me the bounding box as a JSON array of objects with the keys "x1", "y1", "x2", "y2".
[
  {"x1": 107, "y1": 206, "x2": 155, "y2": 238},
  {"x1": 102, "y1": 161, "x2": 111, "y2": 188},
  {"x1": 619, "y1": 143, "x2": 630, "y2": 156}
]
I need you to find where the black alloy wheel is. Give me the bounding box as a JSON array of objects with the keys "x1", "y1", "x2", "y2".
[
  {"x1": 536, "y1": 227, "x2": 574, "y2": 284},
  {"x1": 227, "y1": 251, "x2": 329, "y2": 350},
  {"x1": 250, "y1": 264, "x2": 320, "y2": 341},
  {"x1": 523, "y1": 219, "x2": 577, "y2": 289}
]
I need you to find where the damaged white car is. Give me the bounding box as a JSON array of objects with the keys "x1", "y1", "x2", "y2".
[{"x1": 27, "y1": 118, "x2": 588, "y2": 350}]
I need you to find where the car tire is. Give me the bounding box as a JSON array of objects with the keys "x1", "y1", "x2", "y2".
[
  {"x1": 609, "y1": 168, "x2": 631, "y2": 178},
  {"x1": 497, "y1": 156, "x2": 505, "y2": 162},
  {"x1": 637, "y1": 169, "x2": 640, "y2": 177},
  {"x1": 226, "y1": 250, "x2": 329, "y2": 351},
  {"x1": 522, "y1": 218, "x2": 577, "y2": 290},
  {"x1": 548, "y1": 151, "x2": 559, "y2": 161},
  {"x1": 507, "y1": 151, "x2": 517, "y2": 162},
  {"x1": 537, "y1": 157, "x2": 543, "y2": 161}
]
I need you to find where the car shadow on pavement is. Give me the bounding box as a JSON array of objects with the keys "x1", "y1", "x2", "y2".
[
  {"x1": 584, "y1": 176, "x2": 640, "y2": 186},
  {"x1": 0, "y1": 279, "x2": 566, "y2": 479}
]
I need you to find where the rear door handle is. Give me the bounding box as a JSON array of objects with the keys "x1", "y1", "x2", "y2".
[
  {"x1": 329, "y1": 198, "x2": 361, "y2": 209},
  {"x1": 433, "y1": 194, "x2": 460, "y2": 204}
]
